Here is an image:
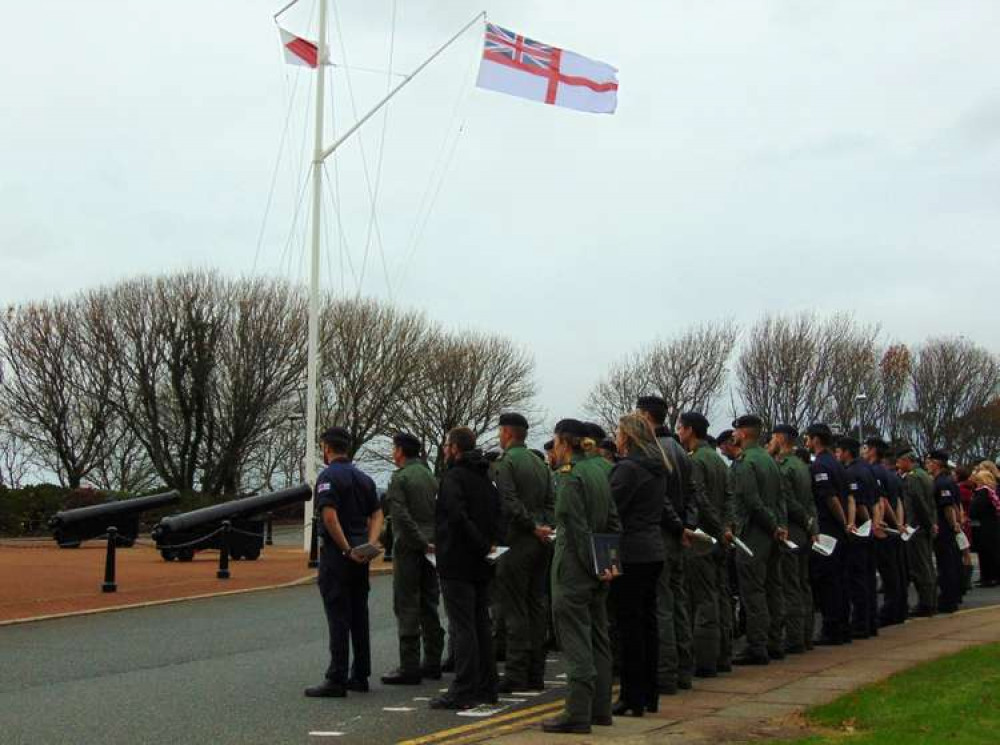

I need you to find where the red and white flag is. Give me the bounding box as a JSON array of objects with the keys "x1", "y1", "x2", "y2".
[
  {"x1": 475, "y1": 23, "x2": 618, "y2": 114},
  {"x1": 278, "y1": 27, "x2": 324, "y2": 68}
]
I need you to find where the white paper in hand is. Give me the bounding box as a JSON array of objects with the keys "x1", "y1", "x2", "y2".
[
  {"x1": 956, "y1": 531, "x2": 971, "y2": 551},
  {"x1": 901, "y1": 526, "x2": 919, "y2": 542},
  {"x1": 690, "y1": 529, "x2": 717, "y2": 557},
  {"x1": 855, "y1": 520, "x2": 872, "y2": 538},
  {"x1": 812, "y1": 534, "x2": 838, "y2": 557},
  {"x1": 487, "y1": 546, "x2": 510, "y2": 563},
  {"x1": 784, "y1": 539, "x2": 799, "y2": 551},
  {"x1": 731, "y1": 535, "x2": 754, "y2": 558},
  {"x1": 425, "y1": 553, "x2": 437, "y2": 568}
]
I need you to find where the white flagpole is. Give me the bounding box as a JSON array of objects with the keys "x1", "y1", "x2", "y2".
[{"x1": 303, "y1": 0, "x2": 328, "y2": 551}]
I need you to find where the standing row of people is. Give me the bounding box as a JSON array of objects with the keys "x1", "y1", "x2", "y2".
[{"x1": 303, "y1": 406, "x2": 1000, "y2": 736}]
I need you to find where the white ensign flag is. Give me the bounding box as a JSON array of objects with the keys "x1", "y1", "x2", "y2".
[{"x1": 475, "y1": 23, "x2": 618, "y2": 114}]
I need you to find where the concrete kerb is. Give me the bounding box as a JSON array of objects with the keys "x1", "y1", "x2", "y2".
[{"x1": 0, "y1": 561, "x2": 394, "y2": 628}]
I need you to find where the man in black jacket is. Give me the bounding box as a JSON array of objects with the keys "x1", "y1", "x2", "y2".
[{"x1": 429, "y1": 427, "x2": 502, "y2": 710}]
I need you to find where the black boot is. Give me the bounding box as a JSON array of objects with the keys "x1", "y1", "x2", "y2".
[
  {"x1": 381, "y1": 670, "x2": 421, "y2": 685},
  {"x1": 304, "y1": 680, "x2": 346, "y2": 698}
]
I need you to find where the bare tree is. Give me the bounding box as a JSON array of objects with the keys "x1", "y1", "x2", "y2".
[
  {"x1": 0, "y1": 415, "x2": 32, "y2": 489},
  {"x1": 908, "y1": 337, "x2": 1000, "y2": 459},
  {"x1": 821, "y1": 316, "x2": 881, "y2": 433},
  {"x1": 879, "y1": 344, "x2": 912, "y2": 443},
  {"x1": 586, "y1": 322, "x2": 738, "y2": 431},
  {"x1": 736, "y1": 313, "x2": 829, "y2": 428},
  {"x1": 319, "y1": 297, "x2": 433, "y2": 460},
  {"x1": 394, "y1": 331, "x2": 536, "y2": 474},
  {"x1": 0, "y1": 299, "x2": 115, "y2": 487}
]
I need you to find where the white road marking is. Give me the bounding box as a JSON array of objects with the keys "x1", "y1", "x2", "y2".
[
  {"x1": 512, "y1": 691, "x2": 543, "y2": 697},
  {"x1": 383, "y1": 707, "x2": 416, "y2": 712},
  {"x1": 499, "y1": 697, "x2": 526, "y2": 703},
  {"x1": 412, "y1": 697, "x2": 432, "y2": 701},
  {"x1": 308, "y1": 732, "x2": 344, "y2": 737}
]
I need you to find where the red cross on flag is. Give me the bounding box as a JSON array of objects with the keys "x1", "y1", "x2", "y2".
[
  {"x1": 476, "y1": 23, "x2": 618, "y2": 114},
  {"x1": 278, "y1": 27, "x2": 325, "y2": 68}
]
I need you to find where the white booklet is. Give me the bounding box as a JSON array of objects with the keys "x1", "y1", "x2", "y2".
[
  {"x1": 351, "y1": 542, "x2": 382, "y2": 560},
  {"x1": 956, "y1": 532, "x2": 971, "y2": 551},
  {"x1": 425, "y1": 552, "x2": 437, "y2": 567},
  {"x1": 487, "y1": 546, "x2": 510, "y2": 563},
  {"x1": 855, "y1": 520, "x2": 872, "y2": 538},
  {"x1": 812, "y1": 533, "x2": 838, "y2": 557},
  {"x1": 901, "y1": 526, "x2": 919, "y2": 542},
  {"x1": 783, "y1": 539, "x2": 799, "y2": 551},
  {"x1": 731, "y1": 535, "x2": 754, "y2": 558},
  {"x1": 690, "y1": 528, "x2": 717, "y2": 557}
]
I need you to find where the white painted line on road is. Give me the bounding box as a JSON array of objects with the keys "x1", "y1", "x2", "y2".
[
  {"x1": 556, "y1": 673, "x2": 567, "y2": 679},
  {"x1": 412, "y1": 696, "x2": 432, "y2": 701},
  {"x1": 308, "y1": 732, "x2": 344, "y2": 737},
  {"x1": 383, "y1": 707, "x2": 416, "y2": 712},
  {"x1": 499, "y1": 697, "x2": 526, "y2": 704},
  {"x1": 457, "y1": 704, "x2": 509, "y2": 718},
  {"x1": 512, "y1": 691, "x2": 543, "y2": 697}
]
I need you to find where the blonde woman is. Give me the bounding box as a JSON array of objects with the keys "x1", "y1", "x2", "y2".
[
  {"x1": 608, "y1": 413, "x2": 669, "y2": 717},
  {"x1": 970, "y1": 465, "x2": 1000, "y2": 587}
]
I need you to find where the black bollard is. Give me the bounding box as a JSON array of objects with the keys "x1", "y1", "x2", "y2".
[
  {"x1": 217, "y1": 521, "x2": 231, "y2": 579},
  {"x1": 102, "y1": 527, "x2": 118, "y2": 593},
  {"x1": 308, "y1": 514, "x2": 320, "y2": 568},
  {"x1": 265, "y1": 514, "x2": 274, "y2": 546}
]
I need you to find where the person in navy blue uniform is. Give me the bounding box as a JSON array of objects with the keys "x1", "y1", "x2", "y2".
[
  {"x1": 835, "y1": 436, "x2": 878, "y2": 639},
  {"x1": 805, "y1": 424, "x2": 851, "y2": 645},
  {"x1": 866, "y1": 438, "x2": 907, "y2": 627},
  {"x1": 305, "y1": 426, "x2": 384, "y2": 698},
  {"x1": 926, "y1": 450, "x2": 963, "y2": 614}
]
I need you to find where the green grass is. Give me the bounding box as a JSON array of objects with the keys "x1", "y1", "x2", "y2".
[{"x1": 780, "y1": 642, "x2": 1000, "y2": 745}]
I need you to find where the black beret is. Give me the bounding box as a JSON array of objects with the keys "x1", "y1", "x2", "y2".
[
  {"x1": 895, "y1": 445, "x2": 917, "y2": 460},
  {"x1": 554, "y1": 418, "x2": 588, "y2": 438},
  {"x1": 392, "y1": 432, "x2": 422, "y2": 451},
  {"x1": 583, "y1": 422, "x2": 607, "y2": 440},
  {"x1": 805, "y1": 423, "x2": 833, "y2": 438},
  {"x1": 636, "y1": 395, "x2": 668, "y2": 415},
  {"x1": 928, "y1": 449, "x2": 951, "y2": 463},
  {"x1": 716, "y1": 429, "x2": 735, "y2": 445},
  {"x1": 599, "y1": 438, "x2": 616, "y2": 452},
  {"x1": 836, "y1": 435, "x2": 860, "y2": 451},
  {"x1": 773, "y1": 423, "x2": 798, "y2": 438},
  {"x1": 498, "y1": 412, "x2": 529, "y2": 429},
  {"x1": 732, "y1": 414, "x2": 763, "y2": 429},
  {"x1": 543, "y1": 439, "x2": 554, "y2": 451}
]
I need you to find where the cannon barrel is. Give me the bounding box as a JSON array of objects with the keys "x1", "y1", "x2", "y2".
[
  {"x1": 48, "y1": 491, "x2": 182, "y2": 529},
  {"x1": 151, "y1": 484, "x2": 311, "y2": 540}
]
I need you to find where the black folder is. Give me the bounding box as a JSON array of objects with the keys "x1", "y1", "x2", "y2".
[{"x1": 591, "y1": 533, "x2": 623, "y2": 576}]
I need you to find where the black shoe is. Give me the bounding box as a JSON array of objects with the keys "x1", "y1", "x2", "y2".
[
  {"x1": 678, "y1": 678, "x2": 693, "y2": 690},
  {"x1": 345, "y1": 678, "x2": 369, "y2": 692},
  {"x1": 381, "y1": 671, "x2": 421, "y2": 686},
  {"x1": 441, "y1": 657, "x2": 455, "y2": 673},
  {"x1": 694, "y1": 667, "x2": 718, "y2": 678},
  {"x1": 658, "y1": 683, "x2": 679, "y2": 696},
  {"x1": 477, "y1": 691, "x2": 499, "y2": 705},
  {"x1": 612, "y1": 700, "x2": 644, "y2": 717},
  {"x1": 646, "y1": 697, "x2": 659, "y2": 714},
  {"x1": 938, "y1": 605, "x2": 958, "y2": 614},
  {"x1": 592, "y1": 715, "x2": 613, "y2": 726},
  {"x1": 304, "y1": 680, "x2": 347, "y2": 698},
  {"x1": 497, "y1": 678, "x2": 528, "y2": 695},
  {"x1": 851, "y1": 631, "x2": 870, "y2": 640},
  {"x1": 768, "y1": 649, "x2": 786, "y2": 661},
  {"x1": 429, "y1": 695, "x2": 475, "y2": 710},
  {"x1": 421, "y1": 666, "x2": 443, "y2": 681},
  {"x1": 527, "y1": 679, "x2": 546, "y2": 691},
  {"x1": 784, "y1": 645, "x2": 806, "y2": 655},
  {"x1": 909, "y1": 606, "x2": 934, "y2": 618},
  {"x1": 733, "y1": 653, "x2": 769, "y2": 666},
  {"x1": 717, "y1": 663, "x2": 733, "y2": 673},
  {"x1": 542, "y1": 718, "x2": 592, "y2": 734}
]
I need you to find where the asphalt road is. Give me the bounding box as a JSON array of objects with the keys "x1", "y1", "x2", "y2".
[
  {"x1": 3, "y1": 562, "x2": 998, "y2": 745},
  {"x1": 0, "y1": 572, "x2": 569, "y2": 745}
]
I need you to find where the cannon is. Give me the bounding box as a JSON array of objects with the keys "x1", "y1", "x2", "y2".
[
  {"x1": 151, "y1": 484, "x2": 311, "y2": 562},
  {"x1": 48, "y1": 491, "x2": 181, "y2": 548}
]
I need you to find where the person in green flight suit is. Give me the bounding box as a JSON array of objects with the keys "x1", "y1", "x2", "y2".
[
  {"x1": 493, "y1": 412, "x2": 556, "y2": 693},
  {"x1": 896, "y1": 447, "x2": 937, "y2": 615},
  {"x1": 675, "y1": 411, "x2": 730, "y2": 677},
  {"x1": 381, "y1": 433, "x2": 445, "y2": 685},
  {"x1": 726, "y1": 415, "x2": 788, "y2": 665},
  {"x1": 542, "y1": 419, "x2": 621, "y2": 735},
  {"x1": 768, "y1": 424, "x2": 818, "y2": 654}
]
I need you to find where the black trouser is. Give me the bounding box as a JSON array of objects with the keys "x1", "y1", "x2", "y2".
[
  {"x1": 441, "y1": 577, "x2": 497, "y2": 703},
  {"x1": 876, "y1": 537, "x2": 907, "y2": 625},
  {"x1": 319, "y1": 552, "x2": 371, "y2": 684},
  {"x1": 812, "y1": 531, "x2": 849, "y2": 641},
  {"x1": 934, "y1": 535, "x2": 962, "y2": 611},
  {"x1": 612, "y1": 561, "x2": 662, "y2": 710},
  {"x1": 847, "y1": 538, "x2": 877, "y2": 636}
]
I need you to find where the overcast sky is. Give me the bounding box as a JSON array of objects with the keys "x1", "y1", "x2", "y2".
[{"x1": 3, "y1": 0, "x2": 999, "y2": 431}]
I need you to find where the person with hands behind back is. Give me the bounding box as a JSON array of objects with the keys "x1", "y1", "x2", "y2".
[{"x1": 305, "y1": 426, "x2": 383, "y2": 699}]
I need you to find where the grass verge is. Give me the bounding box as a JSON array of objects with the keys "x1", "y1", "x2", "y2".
[{"x1": 781, "y1": 642, "x2": 1000, "y2": 744}]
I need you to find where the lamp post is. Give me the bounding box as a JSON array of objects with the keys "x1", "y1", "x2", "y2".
[{"x1": 855, "y1": 392, "x2": 868, "y2": 443}]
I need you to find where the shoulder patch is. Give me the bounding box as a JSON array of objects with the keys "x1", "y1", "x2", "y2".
[
  {"x1": 317, "y1": 482, "x2": 331, "y2": 493},
  {"x1": 849, "y1": 482, "x2": 859, "y2": 491},
  {"x1": 941, "y1": 490, "x2": 952, "y2": 497},
  {"x1": 559, "y1": 464, "x2": 573, "y2": 474},
  {"x1": 814, "y1": 472, "x2": 830, "y2": 483}
]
